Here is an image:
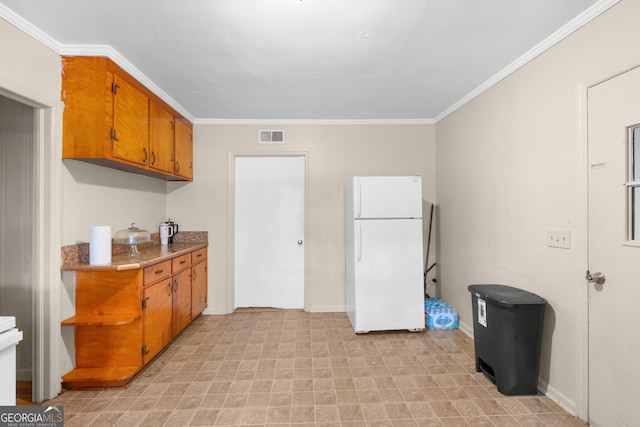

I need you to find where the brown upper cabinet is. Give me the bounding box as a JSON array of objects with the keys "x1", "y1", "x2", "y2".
[
  {"x1": 174, "y1": 119, "x2": 193, "y2": 180},
  {"x1": 149, "y1": 101, "x2": 175, "y2": 174},
  {"x1": 61, "y1": 56, "x2": 193, "y2": 181}
]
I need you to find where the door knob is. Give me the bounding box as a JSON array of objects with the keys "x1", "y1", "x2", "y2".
[{"x1": 586, "y1": 271, "x2": 606, "y2": 285}]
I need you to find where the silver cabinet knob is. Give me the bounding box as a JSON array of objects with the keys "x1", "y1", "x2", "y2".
[{"x1": 298, "y1": 240, "x2": 303, "y2": 246}]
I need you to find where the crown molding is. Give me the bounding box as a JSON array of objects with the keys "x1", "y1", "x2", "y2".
[
  {"x1": 194, "y1": 118, "x2": 435, "y2": 125},
  {"x1": 435, "y1": 0, "x2": 620, "y2": 123},
  {"x1": 60, "y1": 44, "x2": 195, "y2": 122},
  {"x1": 0, "y1": 4, "x2": 194, "y2": 122},
  {"x1": 1, "y1": 0, "x2": 619, "y2": 125}
]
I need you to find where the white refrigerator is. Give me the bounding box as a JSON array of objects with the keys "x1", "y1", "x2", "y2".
[{"x1": 345, "y1": 176, "x2": 425, "y2": 333}]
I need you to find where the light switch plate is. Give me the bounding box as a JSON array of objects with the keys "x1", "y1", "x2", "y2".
[{"x1": 547, "y1": 229, "x2": 571, "y2": 249}]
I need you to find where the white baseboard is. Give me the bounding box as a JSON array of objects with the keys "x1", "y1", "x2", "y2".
[
  {"x1": 202, "y1": 308, "x2": 231, "y2": 315},
  {"x1": 201, "y1": 306, "x2": 346, "y2": 315},
  {"x1": 537, "y1": 378, "x2": 578, "y2": 417},
  {"x1": 458, "y1": 320, "x2": 474, "y2": 338},
  {"x1": 306, "y1": 305, "x2": 345, "y2": 313},
  {"x1": 459, "y1": 320, "x2": 580, "y2": 419}
]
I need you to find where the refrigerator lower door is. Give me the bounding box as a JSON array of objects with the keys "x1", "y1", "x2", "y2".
[{"x1": 351, "y1": 219, "x2": 424, "y2": 332}]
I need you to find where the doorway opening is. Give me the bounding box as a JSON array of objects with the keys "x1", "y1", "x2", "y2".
[
  {"x1": 0, "y1": 91, "x2": 62, "y2": 404},
  {"x1": 0, "y1": 94, "x2": 35, "y2": 403}
]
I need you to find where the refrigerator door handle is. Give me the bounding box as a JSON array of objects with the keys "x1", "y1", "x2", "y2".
[
  {"x1": 356, "y1": 177, "x2": 362, "y2": 219},
  {"x1": 357, "y1": 220, "x2": 362, "y2": 262}
]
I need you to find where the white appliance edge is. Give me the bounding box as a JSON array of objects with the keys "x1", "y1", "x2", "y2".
[{"x1": 0, "y1": 316, "x2": 23, "y2": 405}]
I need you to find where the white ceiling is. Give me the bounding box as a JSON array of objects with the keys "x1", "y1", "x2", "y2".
[{"x1": 0, "y1": 0, "x2": 614, "y2": 122}]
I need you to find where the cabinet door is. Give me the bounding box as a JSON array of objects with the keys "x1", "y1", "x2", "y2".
[
  {"x1": 172, "y1": 269, "x2": 192, "y2": 336},
  {"x1": 112, "y1": 74, "x2": 149, "y2": 166},
  {"x1": 192, "y1": 261, "x2": 207, "y2": 316},
  {"x1": 149, "y1": 101, "x2": 175, "y2": 174},
  {"x1": 143, "y1": 279, "x2": 173, "y2": 364},
  {"x1": 174, "y1": 119, "x2": 193, "y2": 180}
]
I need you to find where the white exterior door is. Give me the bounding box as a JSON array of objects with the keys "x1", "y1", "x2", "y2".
[
  {"x1": 587, "y1": 66, "x2": 640, "y2": 427},
  {"x1": 234, "y1": 156, "x2": 305, "y2": 309}
]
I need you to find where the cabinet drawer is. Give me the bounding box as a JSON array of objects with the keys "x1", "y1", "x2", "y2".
[
  {"x1": 192, "y1": 247, "x2": 207, "y2": 264},
  {"x1": 143, "y1": 260, "x2": 171, "y2": 285},
  {"x1": 172, "y1": 253, "x2": 192, "y2": 272}
]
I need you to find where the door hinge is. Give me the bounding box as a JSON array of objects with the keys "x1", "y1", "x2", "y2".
[
  {"x1": 110, "y1": 128, "x2": 118, "y2": 141},
  {"x1": 142, "y1": 297, "x2": 149, "y2": 310},
  {"x1": 111, "y1": 82, "x2": 119, "y2": 94},
  {"x1": 142, "y1": 345, "x2": 148, "y2": 356}
]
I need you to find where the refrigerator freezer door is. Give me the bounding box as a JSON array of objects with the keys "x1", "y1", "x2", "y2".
[
  {"x1": 0, "y1": 316, "x2": 15, "y2": 334},
  {"x1": 351, "y1": 219, "x2": 425, "y2": 332},
  {"x1": 354, "y1": 176, "x2": 422, "y2": 219}
]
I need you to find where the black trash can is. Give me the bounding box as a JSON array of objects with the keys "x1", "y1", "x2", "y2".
[{"x1": 468, "y1": 284, "x2": 547, "y2": 396}]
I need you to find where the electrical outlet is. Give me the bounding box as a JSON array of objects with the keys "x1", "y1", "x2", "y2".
[{"x1": 547, "y1": 229, "x2": 571, "y2": 249}]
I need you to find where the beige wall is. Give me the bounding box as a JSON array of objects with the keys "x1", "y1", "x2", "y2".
[
  {"x1": 0, "y1": 17, "x2": 168, "y2": 247},
  {"x1": 167, "y1": 124, "x2": 436, "y2": 313},
  {"x1": 436, "y1": 0, "x2": 638, "y2": 416},
  {"x1": 60, "y1": 160, "x2": 168, "y2": 245},
  {"x1": 0, "y1": 18, "x2": 60, "y2": 107}
]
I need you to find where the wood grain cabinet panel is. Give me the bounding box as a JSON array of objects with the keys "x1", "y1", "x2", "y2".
[
  {"x1": 143, "y1": 279, "x2": 173, "y2": 364},
  {"x1": 172, "y1": 253, "x2": 191, "y2": 272},
  {"x1": 172, "y1": 268, "x2": 192, "y2": 336},
  {"x1": 149, "y1": 101, "x2": 175, "y2": 174},
  {"x1": 174, "y1": 119, "x2": 193, "y2": 180},
  {"x1": 111, "y1": 74, "x2": 149, "y2": 166},
  {"x1": 143, "y1": 260, "x2": 171, "y2": 285},
  {"x1": 191, "y1": 247, "x2": 208, "y2": 317},
  {"x1": 192, "y1": 258, "x2": 208, "y2": 317},
  {"x1": 61, "y1": 56, "x2": 193, "y2": 181}
]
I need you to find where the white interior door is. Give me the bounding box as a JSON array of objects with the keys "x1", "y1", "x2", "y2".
[
  {"x1": 235, "y1": 156, "x2": 305, "y2": 309},
  {"x1": 587, "y1": 66, "x2": 640, "y2": 427}
]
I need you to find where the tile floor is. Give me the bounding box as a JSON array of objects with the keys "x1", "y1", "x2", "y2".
[{"x1": 46, "y1": 310, "x2": 587, "y2": 426}]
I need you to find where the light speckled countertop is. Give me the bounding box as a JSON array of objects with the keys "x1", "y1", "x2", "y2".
[{"x1": 61, "y1": 231, "x2": 208, "y2": 271}]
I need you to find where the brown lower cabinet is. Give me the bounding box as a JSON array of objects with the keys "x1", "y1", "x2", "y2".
[
  {"x1": 62, "y1": 246, "x2": 207, "y2": 389},
  {"x1": 142, "y1": 278, "x2": 172, "y2": 365}
]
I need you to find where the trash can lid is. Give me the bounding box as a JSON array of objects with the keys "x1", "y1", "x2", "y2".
[{"x1": 468, "y1": 284, "x2": 547, "y2": 306}]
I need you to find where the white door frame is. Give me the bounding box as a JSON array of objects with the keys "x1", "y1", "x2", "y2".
[
  {"x1": 227, "y1": 152, "x2": 309, "y2": 312},
  {"x1": 34, "y1": 105, "x2": 63, "y2": 403},
  {"x1": 576, "y1": 52, "x2": 640, "y2": 422}
]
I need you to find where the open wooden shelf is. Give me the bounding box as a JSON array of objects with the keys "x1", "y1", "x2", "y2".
[
  {"x1": 62, "y1": 366, "x2": 140, "y2": 389},
  {"x1": 61, "y1": 314, "x2": 141, "y2": 326}
]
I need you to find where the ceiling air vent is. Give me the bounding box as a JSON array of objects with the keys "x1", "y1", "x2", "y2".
[{"x1": 259, "y1": 130, "x2": 285, "y2": 144}]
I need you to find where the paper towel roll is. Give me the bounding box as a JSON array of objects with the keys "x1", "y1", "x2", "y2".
[{"x1": 90, "y1": 226, "x2": 112, "y2": 265}]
